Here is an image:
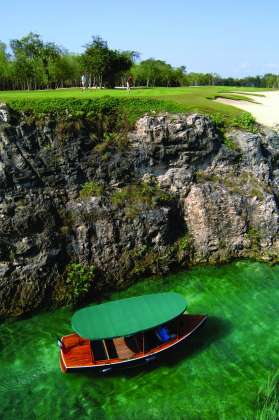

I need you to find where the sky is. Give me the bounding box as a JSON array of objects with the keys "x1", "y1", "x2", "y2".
[{"x1": 1, "y1": 0, "x2": 279, "y2": 77}]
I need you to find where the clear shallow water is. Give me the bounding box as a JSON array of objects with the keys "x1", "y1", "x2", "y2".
[{"x1": 0, "y1": 261, "x2": 279, "y2": 419}]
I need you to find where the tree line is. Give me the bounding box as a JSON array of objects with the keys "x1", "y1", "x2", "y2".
[
  {"x1": 0, "y1": 33, "x2": 187, "y2": 90},
  {"x1": 1, "y1": 33, "x2": 279, "y2": 90},
  {"x1": 185, "y1": 72, "x2": 279, "y2": 88}
]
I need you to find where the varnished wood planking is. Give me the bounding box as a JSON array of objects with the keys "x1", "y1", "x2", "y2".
[
  {"x1": 62, "y1": 334, "x2": 93, "y2": 367},
  {"x1": 113, "y1": 337, "x2": 135, "y2": 359}
]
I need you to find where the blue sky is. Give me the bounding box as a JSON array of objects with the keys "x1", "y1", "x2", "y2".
[{"x1": 1, "y1": 0, "x2": 279, "y2": 77}]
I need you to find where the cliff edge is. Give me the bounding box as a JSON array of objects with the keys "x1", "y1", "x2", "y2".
[{"x1": 0, "y1": 104, "x2": 279, "y2": 316}]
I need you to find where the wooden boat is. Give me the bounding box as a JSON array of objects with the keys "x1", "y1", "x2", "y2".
[{"x1": 59, "y1": 292, "x2": 207, "y2": 373}]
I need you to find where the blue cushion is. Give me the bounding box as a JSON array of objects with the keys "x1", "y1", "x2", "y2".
[{"x1": 156, "y1": 326, "x2": 170, "y2": 342}]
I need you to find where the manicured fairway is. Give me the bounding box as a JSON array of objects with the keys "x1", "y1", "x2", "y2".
[
  {"x1": 0, "y1": 86, "x2": 269, "y2": 121},
  {"x1": 0, "y1": 260, "x2": 278, "y2": 419}
]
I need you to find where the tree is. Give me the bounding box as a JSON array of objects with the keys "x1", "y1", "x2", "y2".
[
  {"x1": 48, "y1": 53, "x2": 82, "y2": 88},
  {"x1": 106, "y1": 50, "x2": 135, "y2": 87},
  {"x1": 131, "y1": 59, "x2": 187, "y2": 87},
  {"x1": 3, "y1": 32, "x2": 279, "y2": 91},
  {"x1": 82, "y1": 36, "x2": 135, "y2": 88},
  {"x1": 0, "y1": 42, "x2": 13, "y2": 90},
  {"x1": 10, "y1": 32, "x2": 62, "y2": 89},
  {"x1": 82, "y1": 36, "x2": 110, "y2": 87}
]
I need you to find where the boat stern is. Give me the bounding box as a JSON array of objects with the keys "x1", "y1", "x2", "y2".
[{"x1": 58, "y1": 333, "x2": 94, "y2": 372}]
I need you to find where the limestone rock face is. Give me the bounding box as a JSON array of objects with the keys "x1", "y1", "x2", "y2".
[
  {"x1": 0, "y1": 103, "x2": 11, "y2": 123},
  {"x1": 0, "y1": 111, "x2": 279, "y2": 316},
  {"x1": 184, "y1": 184, "x2": 247, "y2": 262}
]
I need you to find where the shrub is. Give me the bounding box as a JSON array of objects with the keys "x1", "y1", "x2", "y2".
[
  {"x1": 223, "y1": 136, "x2": 239, "y2": 151},
  {"x1": 93, "y1": 131, "x2": 129, "y2": 156},
  {"x1": 65, "y1": 263, "x2": 96, "y2": 304},
  {"x1": 119, "y1": 244, "x2": 177, "y2": 279},
  {"x1": 55, "y1": 118, "x2": 84, "y2": 141},
  {"x1": 79, "y1": 181, "x2": 104, "y2": 199},
  {"x1": 209, "y1": 113, "x2": 225, "y2": 129},
  {"x1": 232, "y1": 112, "x2": 256, "y2": 131},
  {"x1": 111, "y1": 182, "x2": 173, "y2": 216},
  {"x1": 244, "y1": 226, "x2": 261, "y2": 250},
  {"x1": 177, "y1": 234, "x2": 190, "y2": 262},
  {"x1": 114, "y1": 233, "x2": 191, "y2": 284}
]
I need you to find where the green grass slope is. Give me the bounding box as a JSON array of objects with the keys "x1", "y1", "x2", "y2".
[{"x1": 0, "y1": 86, "x2": 268, "y2": 128}]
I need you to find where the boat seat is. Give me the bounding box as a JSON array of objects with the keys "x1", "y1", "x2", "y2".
[
  {"x1": 155, "y1": 326, "x2": 175, "y2": 343},
  {"x1": 113, "y1": 337, "x2": 135, "y2": 359},
  {"x1": 62, "y1": 334, "x2": 85, "y2": 351}
]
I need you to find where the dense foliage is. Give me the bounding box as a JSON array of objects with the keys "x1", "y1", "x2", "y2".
[
  {"x1": 2, "y1": 32, "x2": 278, "y2": 91},
  {"x1": 82, "y1": 36, "x2": 136, "y2": 88},
  {"x1": 131, "y1": 59, "x2": 187, "y2": 87},
  {"x1": 0, "y1": 34, "x2": 83, "y2": 90},
  {"x1": 65, "y1": 263, "x2": 96, "y2": 304},
  {"x1": 186, "y1": 72, "x2": 279, "y2": 88},
  {"x1": 0, "y1": 33, "x2": 136, "y2": 90},
  {"x1": 0, "y1": 33, "x2": 186, "y2": 90},
  {"x1": 79, "y1": 181, "x2": 104, "y2": 199},
  {"x1": 6, "y1": 96, "x2": 185, "y2": 126}
]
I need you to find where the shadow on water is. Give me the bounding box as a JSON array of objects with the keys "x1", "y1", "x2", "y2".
[
  {"x1": 161, "y1": 316, "x2": 232, "y2": 367},
  {"x1": 83, "y1": 316, "x2": 232, "y2": 380}
]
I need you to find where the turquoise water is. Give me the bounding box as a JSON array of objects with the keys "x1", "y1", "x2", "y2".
[{"x1": 0, "y1": 261, "x2": 279, "y2": 419}]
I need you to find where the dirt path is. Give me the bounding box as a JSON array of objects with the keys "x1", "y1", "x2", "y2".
[{"x1": 215, "y1": 91, "x2": 279, "y2": 127}]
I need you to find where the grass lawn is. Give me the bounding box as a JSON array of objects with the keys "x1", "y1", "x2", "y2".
[{"x1": 0, "y1": 86, "x2": 269, "y2": 122}]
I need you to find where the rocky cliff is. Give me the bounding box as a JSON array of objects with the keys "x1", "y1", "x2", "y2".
[{"x1": 0, "y1": 104, "x2": 279, "y2": 317}]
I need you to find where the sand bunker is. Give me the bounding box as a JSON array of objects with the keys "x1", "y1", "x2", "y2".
[{"x1": 215, "y1": 91, "x2": 279, "y2": 128}]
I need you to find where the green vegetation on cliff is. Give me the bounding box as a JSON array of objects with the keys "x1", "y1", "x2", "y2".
[
  {"x1": 0, "y1": 86, "x2": 264, "y2": 128},
  {"x1": 111, "y1": 182, "x2": 173, "y2": 209},
  {"x1": 79, "y1": 181, "x2": 104, "y2": 199},
  {"x1": 54, "y1": 263, "x2": 96, "y2": 306}
]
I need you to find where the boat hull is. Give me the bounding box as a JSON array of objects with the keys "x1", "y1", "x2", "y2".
[{"x1": 60, "y1": 314, "x2": 208, "y2": 374}]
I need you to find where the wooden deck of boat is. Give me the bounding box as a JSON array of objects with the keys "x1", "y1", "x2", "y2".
[
  {"x1": 113, "y1": 337, "x2": 135, "y2": 359},
  {"x1": 62, "y1": 334, "x2": 93, "y2": 367}
]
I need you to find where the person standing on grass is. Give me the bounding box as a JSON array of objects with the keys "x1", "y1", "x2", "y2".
[
  {"x1": 81, "y1": 74, "x2": 86, "y2": 90},
  {"x1": 126, "y1": 75, "x2": 133, "y2": 91}
]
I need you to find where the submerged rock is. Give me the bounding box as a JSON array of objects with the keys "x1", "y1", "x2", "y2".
[{"x1": 0, "y1": 110, "x2": 279, "y2": 316}]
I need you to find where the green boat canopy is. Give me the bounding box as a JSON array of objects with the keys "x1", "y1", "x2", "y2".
[{"x1": 71, "y1": 292, "x2": 187, "y2": 340}]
